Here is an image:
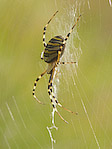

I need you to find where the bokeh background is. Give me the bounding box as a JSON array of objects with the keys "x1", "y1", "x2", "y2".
[{"x1": 0, "y1": 0, "x2": 112, "y2": 149}]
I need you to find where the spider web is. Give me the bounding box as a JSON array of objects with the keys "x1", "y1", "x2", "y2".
[
  {"x1": 47, "y1": 1, "x2": 100, "y2": 148},
  {"x1": 0, "y1": 0, "x2": 112, "y2": 149}
]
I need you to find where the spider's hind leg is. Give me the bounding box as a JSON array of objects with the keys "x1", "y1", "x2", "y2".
[
  {"x1": 48, "y1": 68, "x2": 69, "y2": 124},
  {"x1": 49, "y1": 80, "x2": 77, "y2": 115},
  {"x1": 48, "y1": 67, "x2": 77, "y2": 124}
]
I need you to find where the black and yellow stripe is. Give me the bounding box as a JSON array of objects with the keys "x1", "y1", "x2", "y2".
[
  {"x1": 57, "y1": 61, "x2": 77, "y2": 65},
  {"x1": 64, "y1": 14, "x2": 81, "y2": 41},
  {"x1": 43, "y1": 11, "x2": 58, "y2": 47},
  {"x1": 44, "y1": 36, "x2": 65, "y2": 63},
  {"x1": 47, "y1": 68, "x2": 69, "y2": 124},
  {"x1": 32, "y1": 70, "x2": 47, "y2": 104},
  {"x1": 48, "y1": 68, "x2": 76, "y2": 112}
]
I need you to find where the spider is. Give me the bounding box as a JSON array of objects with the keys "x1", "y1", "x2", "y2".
[{"x1": 33, "y1": 11, "x2": 81, "y2": 124}]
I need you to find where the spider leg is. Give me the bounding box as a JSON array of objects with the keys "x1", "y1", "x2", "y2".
[
  {"x1": 49, "y1": 85, "x2": 78, "y2": 115},
  {"x1": 57, "y1": 61, "x2": 77, "y2": 65},
  {"x1": 48, "y1": 67, "x2": 56, "y2": 107},
  {"x1": 48, "y1": 51, "x2": 78, "y2": 124},
  {"x1": 56, "y1": 51, "x2": 78, "y2": 114},
  {"x1": 43, "y1": 11, "x2": 58, "y2": 47},
  {"x1": 56, "y1": 49, "x2": 61, "y2": 64},
  {"x1": 33, "y1": 70, "x2": 47, "y2": 104},
  {"x1": 56, "y1": 110, "x2": 69, "y2": 124},
  {"x1": 64, "y1": 14, "x2": 81, "y2": 42},
  {"x1": 48, "y1": 67, "x2": 69, "y2": 124},
  {"x1": 48, "y1": 67, "x2": 77, "y2": 124}
]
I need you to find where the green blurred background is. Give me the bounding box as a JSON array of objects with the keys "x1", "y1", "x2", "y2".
[{"x1": 0, "y1": 0, "x2": 112, "y2": 148}]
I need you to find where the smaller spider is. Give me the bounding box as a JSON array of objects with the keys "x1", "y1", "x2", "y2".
[{"x1": 33, "y1": 11, "x2": 81, "y2": 123}]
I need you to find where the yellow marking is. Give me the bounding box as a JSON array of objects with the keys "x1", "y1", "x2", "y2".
[
  {"x1": 45, "y1": 50, "x2": 56, "y2": 54},
  {"x1": 49, "y1": 86, "x2": 52, "y2": 89},
  {"x1": 70, "y1": 29, "x2": 72, "y2": 34},
  {"x1": 63, "y1": 41, "x2": 65, "y2": 44},
  {"x1": 45, "y1": 24, "x2": 48, "y2": 27},
  {"x1": 48, "y1": 89, "x2": 50, "y2": 92},
  {"x1": 50, "y1": 95, "x2": 52, "y2": 98},
  {"x1": 51, "y1": 92, "x2": 54, "y2": 96},
  {"x1": 38, "y1": 76, "x2": 41, "y2": 79},
  {"x1": 33, "y1": 86, "x2": 36, "y2": 89},
  {"x1": 47, "y1": 42, "x2": 60, "y2": 46},
  {"x1": 53, "y1": 37, "x2": 63, "y2": 41},
  {"x1": 58, "y1": 51, "x2": 61, "y2": 54}
]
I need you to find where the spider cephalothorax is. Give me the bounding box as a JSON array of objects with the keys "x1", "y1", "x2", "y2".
[{"x1": 33, "y1": 11, "x2": 81, "y2": 123}]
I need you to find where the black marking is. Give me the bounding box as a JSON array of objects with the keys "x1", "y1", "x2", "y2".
[
  {"x1": 55, "y1": 100, "x2": 58, "y2": 103},
  {"x1": 33, "y1": 93, "x2": 34, "y2": 95},
  {"x1": 44, "y1": 52, "x2": 57, "y2": 57},
  {"x1": 50, "y1": 88, "x2": 52, "y2": 92},
  {"x1": 52, "y1": 104, "x2": 55, "y2": 108},
  {"x1": 48, "y1": 91, "x2": 50, "y2": 95},
  {"x1": 67, "y1": 33, "x2": 70, "y2": 37},
  {"x1": 43, "y1": 38, "x2": 45, "y2": 41},
  {"x1": 43, "y1": 32, "x2": 45, "y2": 35},
  {"x1": 34, "y1": 83, "x2": 36, "y2": 86},
  {"x1": 50, "y1": 38, "x2": 63, "y2": 42},
  {"x1": 51, "y1": 99, "x2": 53, "y2": 102},
  {"x1": 48, "y1": 19, "x2": 51, "y2": 24},
  {"x1": 49, "y1": 75, "x2": 52, "y2": 83},
  {"x1": 41, "y1": 74, "x2": 44, "y2": 77},
  {"x1": 36, "y1": 78, "x2": 39, "y2": 81},
  {"x1": 48, "y1": 39, "x2": 63, "y2": 44},
  {"x1": 55, "y1": 36, "x2": 63, "y2": 39},
  {"x1": 48, "y1": 83, "x2": 52, "y2": 89},
  {"x1": 33, "y1": 89, "x2": 35, "y2": 91},
  {"x1": 45, "y1": 48, "x2": 57, "y2": 52},
  {"x1": 43, "y1": 36, "x2": 65, "y2": 63},
  {"x1": 44, "y1": 27, "x2": 46, "y2": 30},
  {"x1": 53, "y1": 96, "x2": 55, "y2": 98},
  {"x1": 46, "y1": 44, "x2": 60, "y2": 48}
]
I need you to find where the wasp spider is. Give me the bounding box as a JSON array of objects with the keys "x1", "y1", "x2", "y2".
[{"x1": 33, "y1": 11, "x2": 81, "y2": 124}]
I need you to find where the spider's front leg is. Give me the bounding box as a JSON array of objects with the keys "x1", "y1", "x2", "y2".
[{"x1": 48, "y1": 69, "x2": 76, "y2": 115}]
